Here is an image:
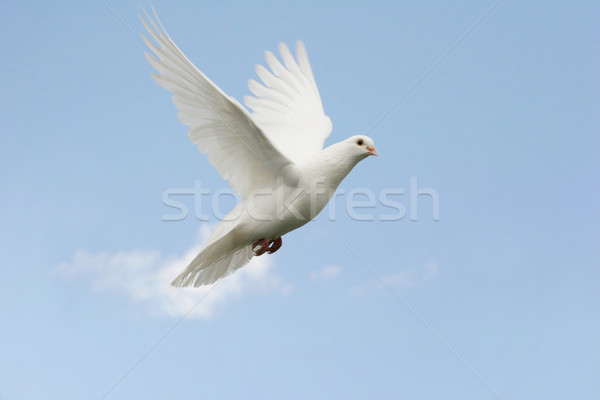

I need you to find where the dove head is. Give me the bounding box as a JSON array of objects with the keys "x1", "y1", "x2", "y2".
[{"x1": 345, "y1": 135, "x2": 378, "y2": 158}]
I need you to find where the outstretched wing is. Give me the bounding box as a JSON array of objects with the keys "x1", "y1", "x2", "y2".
[
  {"x1": 140, "y1": 8, "x2": 295, "y2": 200},
  {"x1": 244, "y1": 41, "x2": 333, "y2": 164}
]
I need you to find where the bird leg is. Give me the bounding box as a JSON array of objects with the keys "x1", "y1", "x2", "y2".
[
  {"x1": 252, "y1": 238, "x2": 270, "y2": 256},
  {"x1": 267, "y1": 237, "x2": 282, "y2": 254}
]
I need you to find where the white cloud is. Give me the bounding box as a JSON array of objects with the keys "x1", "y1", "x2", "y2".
[
  {"x1": 350, "y1": 261, "x2": 438, "y2": 295},
  {"x1": 56, "y1": 228, "x2": 292, "y2": 319},
  {"x1": 384, "y1": 261, "x2": 438, "y2": 287},
  {"x1": 309, "y1": 265, "x2": 342, "y2": 281}
]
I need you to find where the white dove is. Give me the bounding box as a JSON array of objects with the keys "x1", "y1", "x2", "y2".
[{"x1": 141, "y1": 9, "x2": 378, "y2": 287}]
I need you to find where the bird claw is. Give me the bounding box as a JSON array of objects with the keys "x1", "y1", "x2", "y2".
[
  {"x1": 252, "y1": 237, "x2": 282, "y2": 256},
  {"x1": 252, "y1": 238, "x2": 269, "y2": 256},
  {"x1": 267, "y1": 237, "x2": 282, "y2": 254}
]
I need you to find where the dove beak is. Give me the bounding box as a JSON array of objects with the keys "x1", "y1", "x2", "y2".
[{"x1": 366, "y1": 146, "x2": 379, "y2": 156}]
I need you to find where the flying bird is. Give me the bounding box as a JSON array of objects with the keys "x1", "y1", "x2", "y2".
[{"x1": 140, "y1": 8, "x2": 378, "y2": 287}]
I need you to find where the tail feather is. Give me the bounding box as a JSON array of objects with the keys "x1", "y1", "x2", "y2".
[{"x1": 171, "y1": 230, "x2": 254, "y2": 287}]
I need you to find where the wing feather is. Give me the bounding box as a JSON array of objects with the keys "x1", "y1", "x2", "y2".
[
  {"x1": 141, "y1": 8, "x2": 296, "y2": 200},
  {"x1": 244, "y1": 41, "x2": 332, "y2": 163}
]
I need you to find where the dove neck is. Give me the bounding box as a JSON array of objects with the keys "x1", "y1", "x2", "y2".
[{"x1": 302, "y1": 145, "x2": 364, "y2": 191}]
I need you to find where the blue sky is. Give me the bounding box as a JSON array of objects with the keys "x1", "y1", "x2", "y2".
[{"x1": 1, "y1": 1, "x2": 598, "y2": 399}]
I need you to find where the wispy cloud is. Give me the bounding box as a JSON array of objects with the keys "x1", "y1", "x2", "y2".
[
  {"x1": 56, "y1": 227, "x2": 292, "y2": 319},
  {"x1": 309, "y1": 265, "x2": 342, "y2": 281},
  {"x1": 351, "y1": 261, "x2": 438, "y2": 295},
  {"x1": 384, "y1": 261, "x2": 438, "y2": 287}
]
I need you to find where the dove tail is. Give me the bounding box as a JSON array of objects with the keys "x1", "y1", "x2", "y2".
[{"x1": 171, "y1": 230, "x2": 254, "y2": 287}]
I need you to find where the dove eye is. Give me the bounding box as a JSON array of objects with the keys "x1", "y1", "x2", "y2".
[{"x1": 356, "y1": 139, "x2": 364, "y2": 146}]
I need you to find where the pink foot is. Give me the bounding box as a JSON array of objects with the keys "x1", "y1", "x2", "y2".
[
  {"x1": 252, "y1": 238, "x2": 269, "y2": 256},
  {"x1": 267, "y1": 237, "x2": 282, "y2": 254}
]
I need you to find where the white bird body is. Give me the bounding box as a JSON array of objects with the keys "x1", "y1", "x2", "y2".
[
  {"x1": 231, "y1": 141, "x2": 367, "y2": 239},
  {"x1": 141, "y1": 8, "x2": 377, "y2": 287}
]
